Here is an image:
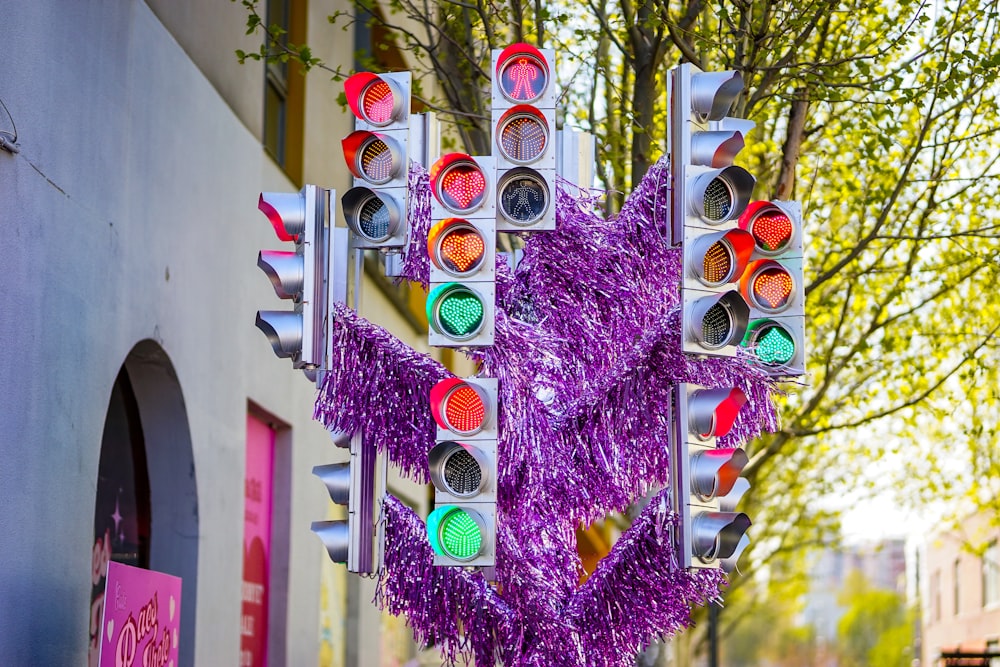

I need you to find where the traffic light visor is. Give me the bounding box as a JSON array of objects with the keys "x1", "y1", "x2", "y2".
[
  {"x1": 689, "y1": 167, "x2": 755, "y2": 223},
  {"x1": 689, "y1": 70, "x2": 743, "y2": 122},
  {"x1": 427, "y1": 284, "x2": 487, "y2": 340},
  {"x1": 259, "y1": 191, "x2": 306, "y2": 242},
  {"x1": 689, "y1": 229, "x2": 754, "y2": 287},
  {"x1": 687, "y1": 386, "x2": 748, "y2": 440},
  {"x1": 688, "y1": 292, "x2": 751, "y2": 350}
]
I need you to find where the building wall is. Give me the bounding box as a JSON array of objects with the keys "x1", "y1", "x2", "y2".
[
  {"x1": 0, "y1": 1, "x2": 432, "y2": 664},
  {"x1": 922, "y1": 515, "x2": 1000, "y2": 666}
]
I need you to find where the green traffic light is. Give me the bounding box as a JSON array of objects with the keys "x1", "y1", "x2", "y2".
[
  {"x1": 427, "y1": 283, "x2": 485, "y2": 339},
  {"x1": 746, "y1": 322, "x2": 795, "y2": 365},
  {"x1": 440, "y1": 508, "x2": 483, "y2": 559},
  {"x1": 426, "y1": 505, "x2": 484, "y2": 561}
]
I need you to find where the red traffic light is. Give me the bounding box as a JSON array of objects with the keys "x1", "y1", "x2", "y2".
[
  {"x1": 430, "y1": 378, "x2": 490, "y2": 435},
  {"x1": 344, "y1": 72, "x2": 406, "y2": 126},
  {"x1": 495, "y1": 43, "x2": 549, "y2": 103},
  {"x1": 739, "y1": 201, "x2": 796, "y2": 256},
  {"x1": 428, "y1": 218, "x2": 487, "y2": 277},
  {"x1": 430, "y1": 154, "x2": 489, "y2": 214},
  {"x1": 342, "y1": 130, "x2": 404, "y2": 184}
]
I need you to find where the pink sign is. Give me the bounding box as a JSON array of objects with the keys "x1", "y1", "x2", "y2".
[
  {"x1": 241, "y1": 414, "x2": 275, "y2": 666},
  {"x1": 98, "y1": 561, "x2": 182, "y2": 667}
]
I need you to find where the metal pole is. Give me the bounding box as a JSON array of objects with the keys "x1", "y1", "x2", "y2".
[{"x1": 708, "y1": 602, "x2": 719, "y2": 667}]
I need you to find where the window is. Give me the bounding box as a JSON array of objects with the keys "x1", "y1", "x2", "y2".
[
  {"x1": 987, "y1": 639, "x2": 1000, "y2": 667},
  {"x1": 263, "y1": 0, "x2": 304, "y2": 184},
  {"x1": 954, "y1": 558, "x2": 961, "y2": 615},
  {"x1": 931, "y1": 569, "x2": 942, "y2": 621},
  {"x1": 984, "y1": 540, "x2": 1000, "y2": 608}
]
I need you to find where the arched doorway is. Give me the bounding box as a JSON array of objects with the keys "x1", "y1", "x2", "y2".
[{"x1": 90, "y1": 340, "x2": 199, "y2": 666}]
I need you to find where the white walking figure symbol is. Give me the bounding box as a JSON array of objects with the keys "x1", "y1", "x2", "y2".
[{"x1": 508, "y1": 181, "x2": 543, "y2": 220}]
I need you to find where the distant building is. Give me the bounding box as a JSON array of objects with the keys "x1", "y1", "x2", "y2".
[
  {"x1": 921, "y1": 513, "x2": 1000, "y2": 666},
  {"x1": 801, "y1": 539, "x2": 907, "y2": 646}
]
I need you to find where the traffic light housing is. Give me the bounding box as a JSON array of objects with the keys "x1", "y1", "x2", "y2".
[
  {"x1": 341, "y1": 71, "x2": 411, "y2": 249},
  {"x1": 670, "y1": 383, "x2": 752, "y2": 572},
  {"x1": 738, "y1": 200, "x2": 806, "y2": 377},
  {"x1": 255, "y1": 186, "x2": 328, "y2": 370},
  {"x1": 426, "y1": 377, "x2": 498, "y2": 567},
  {"x1": 311, "y1": 430, "x2": 382, "y2": 574},
  {"x1": 427, "y1": 153, "x2": 496, "y2": 347},
  {"x1": 491, "y1": 43, "x2": 556, "y2": 231},
  {"x1": 669, "y1": 64, "x2": 757, "y2": 357}
]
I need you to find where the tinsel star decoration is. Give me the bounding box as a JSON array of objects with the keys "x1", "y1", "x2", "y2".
[{"x1": 313, "y1": 157, "x2": 779, "y2": 666}]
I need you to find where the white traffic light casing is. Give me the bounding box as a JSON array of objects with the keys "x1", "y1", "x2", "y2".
[
  {"x1": 670, "y1": 383, "x2": 752, "y2": 572},
  {"x1": 311, "y1": 430, "x2": 384, "y2": 574},
  {"x1": 426, "y1": 154, "x2": 496, "y2": 348},
  {"x1": 341, "y1": 71, "x2": 411, "y2": 249},
  {"x1": 426, "y1": 377, "x2": 498, "y2": 567},
  {"x1": 492, "y1": 44, "x2": 556, "y2": 231},
  {"x1": 737, "y1": 200, "x2": 807, "y2": 377},
  {"x1": 255, "y1": 186, "x2": 328, "y2": 371},
  {"x1": 669, "y1": 63, "x2": 757, "y2": 357}
]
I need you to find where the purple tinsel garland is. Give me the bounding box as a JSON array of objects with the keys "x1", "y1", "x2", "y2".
[
  {"x1": 318, "y1": 158, "x2": 780, "y2": 666},
  {"x1": 313, "y1": 302, "x2": 451, "y2": 482}
]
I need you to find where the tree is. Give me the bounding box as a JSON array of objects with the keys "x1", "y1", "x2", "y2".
[{"x1": 836, "y1": 571, "x2": 914, "y2": 667}]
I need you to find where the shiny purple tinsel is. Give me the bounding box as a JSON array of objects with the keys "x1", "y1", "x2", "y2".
[
  {"x1": 313, "y1": 302, "x2": 451, "y2": 482},
  {"x1": 315, "y1": 159, "x2": 780, "y2": 666}
]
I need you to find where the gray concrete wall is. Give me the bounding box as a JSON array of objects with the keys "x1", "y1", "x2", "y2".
[{"x1": 0, "y1": 0, "x2": 424, "y2": 664}]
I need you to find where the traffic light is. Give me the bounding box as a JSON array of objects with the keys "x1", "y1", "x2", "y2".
[
  {"x1": 491, "y1": 43, "x2": 556, "y2": 231},
  {"x1": 738, "y1": 200, "x2": 806, "y2": 377},
  {"x1": 669, "y1": 64, "x2": 757, "y2": 357},
  {"x1": 311, "y1": 429, "x2": 381, "y2": 574},
  {"x1": 425, "y1": 377, "x2": 498, "y2": 567},
  {"x1": 426, "y1": 153, "x2": 496, "y2": 347},
  {"x1": 255, "y1": 185, "x2": 328, "y2": 370},
  {"x1": 670, "y1": 383, "x2": 752, "y2": 572},
  {"x1": 341, "y1": 71, "x2": 411, "y2": 248}
]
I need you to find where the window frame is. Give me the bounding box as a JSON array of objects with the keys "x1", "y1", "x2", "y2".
[
  {"x1": 262, "y1": 0, "x2": 305, "y2": 184},
  {"x1": 984, "y1": 539, "x2": 1000, "y2": 609}
]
